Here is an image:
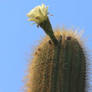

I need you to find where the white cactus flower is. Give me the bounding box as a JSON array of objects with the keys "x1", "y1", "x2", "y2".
[{"x1": 27, "y1": 4, "x2": 48, "y2": 25}]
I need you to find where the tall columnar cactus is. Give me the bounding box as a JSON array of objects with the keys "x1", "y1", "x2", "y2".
[{"x1": 25, "y1": 4, "x2": 87, "y2": 92}]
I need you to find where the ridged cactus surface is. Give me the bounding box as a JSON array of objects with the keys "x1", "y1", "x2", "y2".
[{"x1": 24, "y1": 29, "x2": 86, "y2": 92}]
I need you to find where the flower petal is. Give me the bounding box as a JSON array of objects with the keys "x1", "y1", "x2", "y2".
[{"x1": 27, "y1": 4, "x2": 48, "y2": 24}]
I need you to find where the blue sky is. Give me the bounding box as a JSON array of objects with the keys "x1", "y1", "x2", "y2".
[{"x1": 0, "y1": 0, "x2": 92, "y2": 92}]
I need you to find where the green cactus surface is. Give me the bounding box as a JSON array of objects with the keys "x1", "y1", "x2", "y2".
[{"x1": 24, "y1": 29, "x2": 86, "y2": 92}]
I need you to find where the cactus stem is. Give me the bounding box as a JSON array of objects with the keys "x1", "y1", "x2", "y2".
[
  {"x1": 39, "y1": 17, "x2": 58, "y2": 46},
  {"x1": 24, "y1": 29, "x2": 87, "y2": 92}
]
